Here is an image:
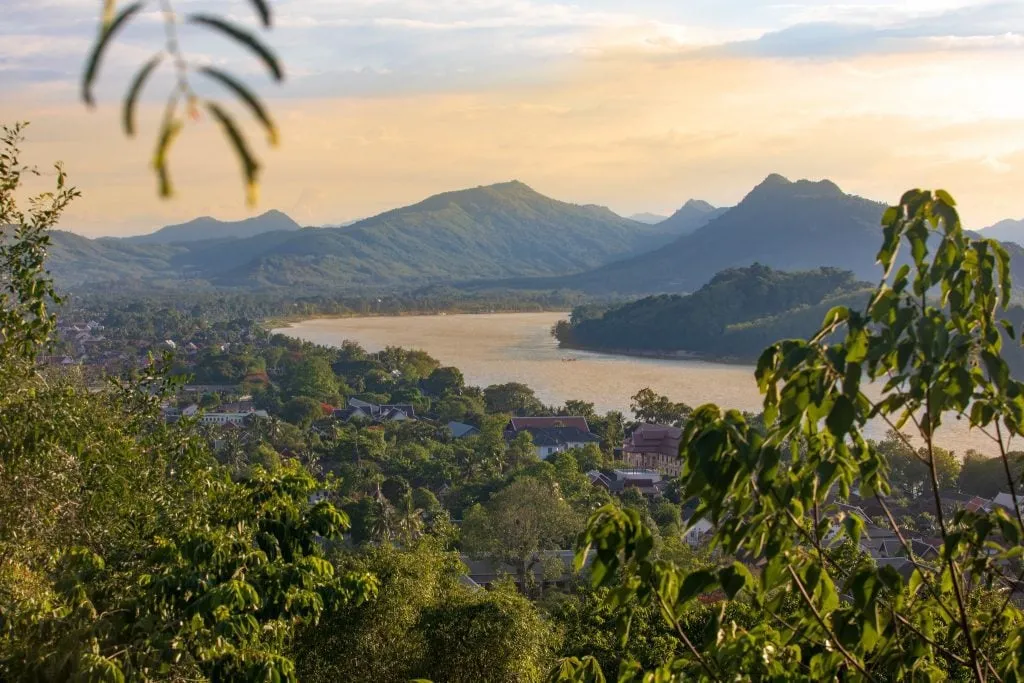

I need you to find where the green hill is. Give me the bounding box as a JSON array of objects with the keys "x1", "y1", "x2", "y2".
[
  {"x1": 119, "y1": 210, "x2": 301, "y2": 244},
  {"x1": 553, "y1": 264, "x2": 874, "y2": 361},
  {"x1": 45, "y1": 182, "x2": 691, "y2": 291},
  {"x1": 498, "y1": 175, "x2": 889, "y2": 295}
]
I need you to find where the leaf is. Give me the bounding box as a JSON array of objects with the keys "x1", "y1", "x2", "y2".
[
  {"x1": 934, "y1": 189, "x2": 956, "y2": 207},
  {"x1": 679, "y1": 569, "x2": 717, "y2": 602},
  {"x1": 82, "y1": 1, "x2": 145, "y2": 106},
  {"x1": 248, "y1": 0, "x2": 272, "y2": 27},
  {"x1": 188, "y1": 14, "x2": 283, "y2": 81},
  {"x1": 826, "y1": 395, "x2": 856, "y2": 437},
  {"x1": 198, "y1": 67, "x2": 278, "y2": 146},
  {"x1": 843, "y1": 513, "x2": 864, "y2": 545},
  {"x1": 205, "y1": 102, "x2": 260, "y2": 206},
  {"x1": 122, "y1": 54, "x2": 163, "y2": 136},
  {"x1": 152, "y1": 117, "x2": 183, "y2": 198},
  {"x1": 718, "y1": 562, "x2": 753, "y2": 599}
]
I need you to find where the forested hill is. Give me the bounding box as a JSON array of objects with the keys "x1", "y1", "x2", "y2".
[
  {"x1": 553, "y1": 264, "x2": 874, "y2": 361},
  {"x1": 119, "y1": 210, "x2": 301, "y2": 244},
  {"x1": 43, "y1": 181, "x2": 691, "y2": 289},
  {"x1": 500, "y1": 174, "x2": 892, "y2": 295}
]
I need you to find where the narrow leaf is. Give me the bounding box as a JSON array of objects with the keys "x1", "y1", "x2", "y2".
[
  {"x1": 83, "y1": 1, "x2": 145, "y2": 106},
  {"x1": 248, "y1": 0, "x2": 272, "y2": 27},
  {"x1": 206, "y1": 102, "x2": 260, "y2": 205},
  {"x1": 198, "y1": 67, "x2": 278, "y2": 145},
  {"x1": 152, "y1": 117, "x2": 183, "y2": 198},
  {"x1": 188, "y1": 15, "x2": 283, "y2": 81},
  {"x1": 122, "y1": 54, "x2": 163, "y2": 136}
]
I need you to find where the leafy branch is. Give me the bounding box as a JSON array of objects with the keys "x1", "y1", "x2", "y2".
[{"x1": 82, "y1": 0, "x2": 282, "y2": 204}]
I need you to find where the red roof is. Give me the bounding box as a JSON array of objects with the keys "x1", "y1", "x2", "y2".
[
  {"x1": 509, "y1": 416, "x2": 591, "y2": 433},
  {"x1": 624, "y1": 423, "x2": 682, "y2": 458}
]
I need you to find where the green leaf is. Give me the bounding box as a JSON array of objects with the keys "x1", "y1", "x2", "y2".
[
  {"x1": 198, "y1": 67, "x2": 278, "y2": 146},
  {"x1": 843, "y1": 513, "x2": 864, "y2": 545},
  {"x1": 82, "y1": 1, "x2": 145, "y2": 106},
  {"x1": 679, "y1": 569, "x2": 717, "y2": 603},
  {"x1": 248, "y1": 0, "x2": 272, "y2": 27},
  {"x1": 122, "y1": 54, "x2": 163, "y2": 136},
  {"x1": 718, "y1": 562, "x2": 753, "y2": 599},
  {"x1": 934, "y1": 189, "x2": 956, "y2": 206},
  {"x1": 205, "y1": 102, "x2": 260, "y2": 205},
  {"x1": 188, "y1": 14, "x2": 284, "y2": 81},
  {"x1": 826, "y1": 395, "x2": 856, "y2": 437}
]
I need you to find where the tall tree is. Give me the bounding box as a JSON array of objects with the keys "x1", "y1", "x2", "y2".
[{"x1": 461, "y1": 477, "x2": 580, "y2": 593}]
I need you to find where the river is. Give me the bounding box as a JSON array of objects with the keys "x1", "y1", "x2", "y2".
[{"x1": 275, "y1": 312, "x2": 1003, "y2": 457}]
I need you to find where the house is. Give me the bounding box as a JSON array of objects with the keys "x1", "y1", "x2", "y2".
[
  {"x1": 587, "y1": 469, "x2": 665, "y2": 497},
  {"x1": 199, "y1": 409, "x2": 269, "y2": 426},
  {"x1": 504, "y1": 417, "x2": 600, "y2": 459},
  {"x1": 460, "y1": 550, "x2": 594, "y2": 590},
  {"x1": 447, "y1": 421, "x2": 480, "y2": 439},
  {"x1": 333, "y1": 397, "x2": 417, "y2": 423},
  {"x1": 993, "y1": 492, "x2": 1023, "y2": 515},
  {"x1": 622, "y1": 423, "x2": 682, "y2": 476},
  {"x1": 684, "y1": 516, "x2": 716, "y2": 548}
]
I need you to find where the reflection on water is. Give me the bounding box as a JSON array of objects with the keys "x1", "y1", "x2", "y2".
[{"x1": 276, "y1": 312, "x2": 1002, "y2": 457}]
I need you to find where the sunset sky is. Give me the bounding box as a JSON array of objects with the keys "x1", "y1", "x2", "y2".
[{"x1": 3, "y1": 0, "x2": 1024, "y2": 236}]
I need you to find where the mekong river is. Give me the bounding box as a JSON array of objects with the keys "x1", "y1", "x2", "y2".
[{"x1": 276, "y1": 312, "x2": 1001, "y2": 457}]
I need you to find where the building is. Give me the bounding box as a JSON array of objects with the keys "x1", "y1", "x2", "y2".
[
  {"x1": 447, "y1": 421, "x2": 480, "y2": 439},
  {"x1": 504, "y1": 417, "x2": 601, "y2": 459},
  {"x1": 334, "y1": 397, "x2": 417, "y2": 423},
  {"x1": 460, "y1": 550, "x2": 594, "y2": 591},
  {"x1": 587, "y1": 469, "x2": 665, "y2": 497},
  {"x1": 622, "y1": 423, "x2": 683, "y2": 476},
  {"x1": 200, "y1": 409, "x2": 269, "y2": 426}
]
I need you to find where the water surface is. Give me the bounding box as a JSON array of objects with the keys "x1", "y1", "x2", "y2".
[{"x1": 276, "y1": 312, "x2": 1002, "y2": 456}]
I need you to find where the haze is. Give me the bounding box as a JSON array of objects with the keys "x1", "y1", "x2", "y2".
[{"x1": 4, "y1": 0, "x2": 1024, "y2": 235}]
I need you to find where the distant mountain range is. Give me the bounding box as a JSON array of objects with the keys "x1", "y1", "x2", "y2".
[
  {"x1": 45, "y1": 181, "x2": 698, "y2": 290},
  {"x1": 41, "y1": 175, "x2": 1024, "y2": 296},
  {"x1": 980, "y1": 219, "x2": 1024, "y2": 246},
  {"x1": 119, "y1": 210, "x2": 301, "y2": 244},
  {"x1": 629, "y1": 213, "x2": 669, "y2": 224}
]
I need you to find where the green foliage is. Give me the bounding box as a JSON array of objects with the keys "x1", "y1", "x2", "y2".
[
  {"x1": 462, "y1": 478, "x2": 582, "y2": 592},
  {"x1": 556, "y1": 264, "x2": 873, "y2": 361},
  {"x1": 558, "y1": 189, "x2": 1024, "y2": 682},
  {"x1": 0, "y1": 128, "x2": 377, "y2": 682},
  {"x1": 484, "y1": 381, "x2": 545, "y2": 415},
  {"x1": 295, "y1": 541, "x2": 556, "y2": 682},
  {"x1": 629, "y1": 388, "x2": 692, "y2": 428},
  {"x1": 0, "y1": 123, "x2": 79, "y2": 361}
]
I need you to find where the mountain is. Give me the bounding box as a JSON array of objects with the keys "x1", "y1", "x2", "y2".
[
  {"x1": 656, "y1": 199, "x2": 728, "y2": 237},
  {"x1": 501, "y1": 174, "x2": 889, "y2": 295},
  {"x1": 980, "y1": 219, "x2": 1024, "y2": 246},
  {"x1": 42, "y1": 181, "x2": 693, "y2": 290},
  {"x1": 121, "y1": 210, "x2": 301, "y2": 245},
  {"x1": 553, "y1": 264, "x2": 873, "y2": 361},
  {"x1": 629, "y1": 212, "x2": 669, "y2": 224}
]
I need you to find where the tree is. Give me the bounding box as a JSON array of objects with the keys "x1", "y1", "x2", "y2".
[
  {"x1": 283, "y1": 395, "x2": 327, "y2": 428},
  {"x1": 423, "y1": 366, "x2": 465, "y2": 397},
  {"x1": 284, "y1": 355, "x2": 341, "y2": 402},
  {"x1": 560, "y1": 190, "x2": 1024, "y2": 682},
  {"x1": 877, "y1": 430, "x2": 961, "y2": 497},
  {"x1": 564, "y1": 400, "x2": 598, "y2": 422},
  {"x1": 484, "y1": 382, "x2": 544, "y2": 415},
  {"x1": 295, "y1": 541, "x2": 555, "y2": 682},
  {"x1": 629, "y1": 388, "x2": 691, "y2": 427},
  {"x1": 959, "y1": 449, "x2": 1024, "y2": 497},
  {"x1": 461, "y1": 477, "x2": 581, "y2": 593}
]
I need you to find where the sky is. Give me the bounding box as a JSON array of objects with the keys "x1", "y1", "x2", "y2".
[{"x1": 3, "y1": 0, "x2": 1024, "y2": 236}]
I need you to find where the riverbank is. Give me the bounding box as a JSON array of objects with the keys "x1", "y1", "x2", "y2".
[
  {"x1": 556, "y1": 340, "x2": 757, "y2": 366},
  {"x1": 262, "y1": 306, "x2": 571, "y2": 332}
]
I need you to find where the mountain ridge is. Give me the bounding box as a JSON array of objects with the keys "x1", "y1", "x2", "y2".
[{"x1": 118, "y1": 210, "x2": 302, "y2": 245}]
